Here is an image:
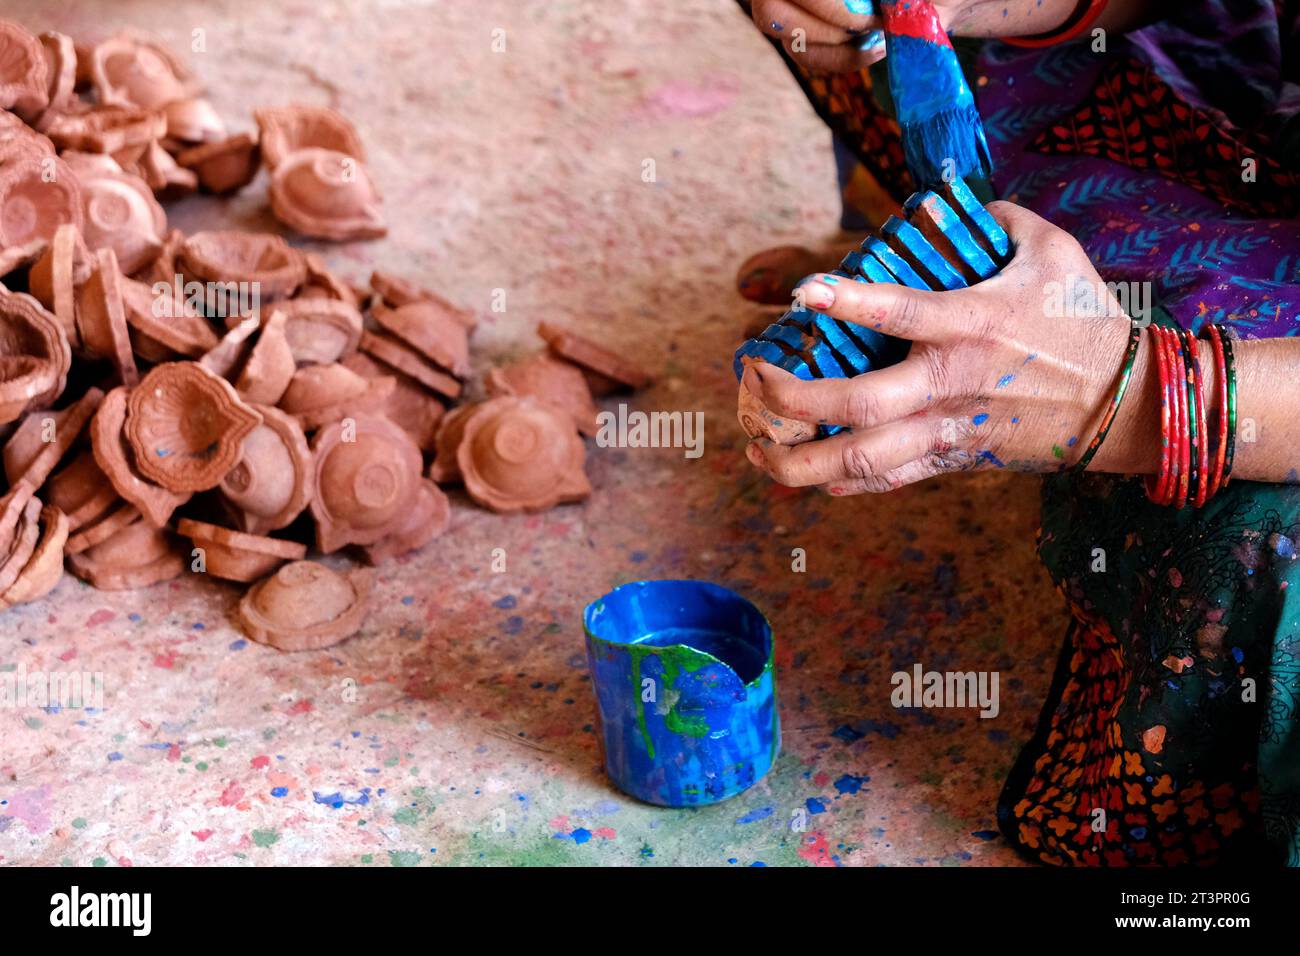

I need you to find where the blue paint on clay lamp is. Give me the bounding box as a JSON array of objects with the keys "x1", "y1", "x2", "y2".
[{"x1": 584, "y1": 580, "x2": 779, "y2": 807}]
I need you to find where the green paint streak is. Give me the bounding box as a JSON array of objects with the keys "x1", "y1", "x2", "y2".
[
  {"x1": 72, "y1": 818, "x2": 87, "y2": 829},
  {"x1": 360, "y1": 854, "x2": 374, "y2": 864},
  {"x1": 196, "y1": 762, "x2": 208, "y2": 771},
  {"x1": 252, "y1": 829, "x2": 280, "y2": 848},
  {"x1": 214, "y1": 737, "x2": 228, "y2": 748},
  {"x1": 393, "y1": 807, "x2": 420, "y2": 826},
  {"x1": 92, "y1": 857, "x2": 107, "y2": 867},
  {"x1": 25, "y1": 717, "x2": 42, "y2": 729},
  {"x1": 388, "y1": 850, "x2": 422, "y2": 867},
  {"x1": 1051, "y1": 444, "x2": 1065, "y2": 459}
]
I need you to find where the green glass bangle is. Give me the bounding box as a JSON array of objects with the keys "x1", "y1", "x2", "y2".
[
  {"x1": 1074, "y1": 319, "x2": 1143, "y2": 473},
  {"x1": 1221, "y1": 327, "x2": 1238, "y2": 486}
]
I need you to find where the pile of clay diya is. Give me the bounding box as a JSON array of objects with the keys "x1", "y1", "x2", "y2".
[{"x1": 0, "y1": 19, "x2": 651, "y2": 649}]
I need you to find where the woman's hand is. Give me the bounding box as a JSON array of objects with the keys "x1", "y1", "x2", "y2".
[{"x1": 739, "y1": 201, "x2": 1162, "y2": 494}]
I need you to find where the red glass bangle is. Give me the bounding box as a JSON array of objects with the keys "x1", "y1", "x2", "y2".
[
  {"x1": 1204, "y1": 324, "x2": 1229, "y2": 498},
  {"x1": 1145, "y1": 325, "x2": 1173, "y2": 504},
  {"x1": 1181, "y1": 328, "x2": 1210, "y2": 508},
  {"x1": 1001, "y1": 0, "x2": 1109, "y2": 48},
  {"x1": 1172, "y1": 328, "x2": 1192, "y2": 509}
]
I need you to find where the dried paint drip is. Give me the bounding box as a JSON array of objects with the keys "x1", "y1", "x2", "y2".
[
  {"x1": 734, "y1": 174, "x2": 1009, "y2": 441},
  {"x1": 584, "y1": 580, "x2": 779, "y2": 808}
]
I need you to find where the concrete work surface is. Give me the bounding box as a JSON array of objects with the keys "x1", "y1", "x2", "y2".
[{"x1": 0, "y1": 0, "x2": 1062, "y2": 866}]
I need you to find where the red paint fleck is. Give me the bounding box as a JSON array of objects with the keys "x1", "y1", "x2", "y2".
[
  {"x1": 220, "y1": 783, "x2": 244, "y2": 806},
  {"x1": 287, "y1": 699, "x2": 313, "y2": 716},
  {"x1": 549, "y1": 815, "x2": 569, "y2": 830},
  {"x1": 58, "y1": 648, "x2": 76, "y2": 662},
  {"x1": 251, "y1": 755, "x2": 271, "y2": 769},
  {"x1": 594, "y1": 827, "x2": 616, "y2": 840},
  {"x1": 167, "y1": 743, "x2": 181, "y2": 762},
  {"x1": 86, "y1": 609, "x2": 115, "y2": 627},
  {"x1": 813, "y1": 771, "x2": 831, "y2": 788},
  {"x1": 797, "y1": 830, "x2": 840, "y2": 867},
  {"x1": 192, "y1": 829, "x2": 214, "y2": 841},
  {"x1": 153, "y1": 650, "x2": 178, "y2": 669}
]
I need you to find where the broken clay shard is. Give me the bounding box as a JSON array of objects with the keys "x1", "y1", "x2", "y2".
[
  {"x1": 125, "y1": 362, "x2": 262, "y2": 493},
  {"x1": 76, "y1": 248, "x2": 139, "y2": 386},
  {"x1": 0, "y1": 290, "x2": 71, "y2": 423},
  {"x1": 310, "y1": 412, "x2": 422, "y2": 553},
  {"x1": 268, "y1": 147, "x2": 385, "y2": 242},
  {"x1": 219, "y1": 403, "x2": 313, "y2": 535},
  {"x1": 537, "y1": 320, "x2": 652, "y2": 395},
  {"x1": 0, "y1": 155, "x2": 82, "y2": 250},
  {"x1": 233, "y1": 310, "x2": 294, "y2": 406},
  {"x1": 369, "y1": 271, "x2": 476, "y2": 330},
  {"x1": 179, "y1": 230, "x2": 306, "y2": 300},
  {"x1": 176, "y1": 518, "x2": 307, "y2": 583},
  {"x1": 238, "y1": 560, "x2": 372, "y2": 652},
  {"x1": 0, "y1": 19, "x2": 48, "y2": 121},
  {"x1": 372, "y1": 300, "x2": 469, "y2": 377},
  {"x1": 456, "y1": 396, "x2": 591, "y2": 514},
  {"x1": 279, "y1": 297, "x2": 363, "y2": 365},
  {"x1": 254, "y1": 105, "x2": 366, "y2": 172},
  {"x1": 486, "y1": 352, "x2": 599, "y2": 437}
]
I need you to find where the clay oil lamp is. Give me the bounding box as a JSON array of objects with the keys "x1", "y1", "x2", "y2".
[
  {"x1": 63, "y1": 498, "x2": 139, "y2": 556},
  {"x1": 0, "y1": 109, "x2": 53, "y2": 163},
  {"x1": 238, "y1": 559, "x2": 372, "y2": 652},
  {"x1": 2, "y1": 386, "x2": 102, "y2": 487},
  {"x1": 0, "y1": 290, "x2": 71, "y2": 423},
  {"x1": 89, "y1": 385, "x2": 189, "y2": 526},
  {"x1": 0, "y1": 19, "x2": 49, "y2": 121},
  {"x1": 371, "y1": 299, "x2": 469, "y2": 377},
  {"x1": 131, "y1": 140, "x2": 198, "y2": 197},
  {"x1": 76, "y1": 165, "x2": 166, "y2": 274},
  {"x1": 0, "y1": 236, "x2": 46, "y2": 279},
  {"x1": 0, "y1": 503, "x2": 68, "y2": 608},
  {"x1": 28, "y1": 223, "x2": 91, "y2": 348},
  {"x1": 736, "y1": 382, "x2": 817, "y2": 446},
  {"x1": 76, "y1": 248, "x2": 139, "y2": 386},
  {"x1": 427, "y1": 402, "x2": 480, "y2": 484},
  {"x1": 198, "y1": 316, "x2": 259, "y2": 380},
  {"x1": 0, "y1": 491, "x2": 41, "y2": 594},
  {"x1": 178, "y1": 230, "x2": 306, "y2": 301},
  {"x1": 233, "y1": 310, "x2": 295, "y2": 405},
  {"x1": 300, "y1": 253, "x2": 362, "y2": 308},
  {"x1": 267, "y1": 147, "x2": 386, "y2": 241},
  {"x1": 486, "y1": 352, "x2": 599, "y2": 437},
  {"x1": 176, "y1": 131, "x2": 259, "y2": 194},
  {"x1": 279, "y1": 362, "x2": 394, "y2": 432},
  {"x1": 35, "y1": 30, "x2": 77, "y2": 123},
  {"x1": 538, "y1": 320, "x2": 651, "y2": 396},
  {"x1": 309, "y1": 412, "x2": 421, "y2": 553},
  {"x1": 0, "y1": 478, "x2": 36, "y2": 555},
  {"x1": 44, "y1": 449, "x2": 119, "y2": 532},
  {"x1": 176, "y1": 518, "x2": 307, "y2": 583},
  {"x1": 162, "y1": 97, "x2": 226, "y2": 147},
  {"x1": 341, "y1": 351, "x2": 444, "y2": 452},
  {"x1": 359, "y1": 329, "x2": 461, "y2": 401},
  {"x1": 369, "y1": 271, "x2": 476, "y2": 329},
  {"x1": 456, "y1": 396, "x2": 591, "y2": 513},
  {"x1": 254, "y1": 105, "x2": 366, "y2": 172},
  {"x1": 0, "y1": 154, "x2": 82, "y2": 250},
  {"x1": 66, "y1": 518, "x2": 183, "y2": 589},
  {"x1": 278, "y1": 297, "x2": 362, "y2": 365},
  {"x1": 88, "y1": 31, "x2": 192, "y2": 111},
  {"x1": 361, "y1": 478, "x2": 450, "y2": 564},
  {"x1": 120, "y1": 274, "x2": 219, "y2": 360},
  {"x1": 218, "y1": 403, "x2": 313, "y2": 535},
  {"x1": 45, "y1": 104, "x2": 168, "y2": 156},
  {"x1": 125, "y1": 361, "x2": 261, "y2": 493}
]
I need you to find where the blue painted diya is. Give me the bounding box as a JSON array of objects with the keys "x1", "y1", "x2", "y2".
[
  {"x1": 733, "y1": 175, "x2": 1010, "y2": 438},
  {"x1": 584, "y1": 580, "x2": 779, "y2": 807}
]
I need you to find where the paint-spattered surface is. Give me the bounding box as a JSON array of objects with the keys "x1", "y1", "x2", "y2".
[{"x1": 0, "y1": 0, "x2": 1062, "y2": 866}]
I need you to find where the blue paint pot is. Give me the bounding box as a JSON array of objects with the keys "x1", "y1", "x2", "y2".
[{"x1": 584, "y1": 580, "x2": 779, "y2": 807}]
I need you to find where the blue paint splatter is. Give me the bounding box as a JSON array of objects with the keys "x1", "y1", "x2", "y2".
[
  {"x1": 972, "y1": 413, "x2": 989, "y2": 426},
  {"x1": 736, "y1": 806, "x2": 775, "y2": 824},
  {"x1": 806, "y1": 797, "x2": 827, "y2": 814},
  {"x1": 834, "y1": 774, "x2": 869, "y2": 795},
  {"x1": 493, "y1": 594, "x2": 517, "y2": 609},
  {"x1": 270, "y1": 787, "x2": 288, "y2": 798},
  {"x1": 995, "y1": 374, "x2": 1014, "y2": 389}
]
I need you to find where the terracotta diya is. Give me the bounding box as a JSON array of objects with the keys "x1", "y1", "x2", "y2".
[
  {"x1": 427, "y1": 402, "x2": 479, "y2": 484},
  {"x1": 176, "y1": 132, "x2": 260, "y2": 194},
  {"x1": 178, "y1": 230, "x2": 306, "y2": 301},
  {"x1": 310, "y1": 412, "x2": 422, "y2": 553},
  {"x1": 278, "y1": 298, "x2": 363, "y2": 366},
  {"x1": 36, "y1": 30, "x2": 77, "y2": 122},
  {"x1": 238, "y1": 559, "x2": 372, "y2": 652},
  {"x1": 176, "y1": 518, "x2": 307, "y2": 583},
  {"x1": 44, "y1": 449, "x2": 119, "y2": 532},
  {"x1": 267, "y1": 147, "x2": 385, "y2": 241},
  {"x1": 218, "y1": 403, "x2": 313, "y2": 535},
  {"x1": 371, "y1": 300, "x2": 469, "y2": 377},
  {"x1": 361, "y1": 478, "x2": 450, "y2": 564},
  {"x1": 198, "y1": 316, "x2": 259, "y2": 380},
  {"x1": 120, "y1": 275, "x2": 219, "y2": 360},
  {"x1": 0, "y1": 155, "x2": 82, "y2": 249},
  {"x1": 28, "y1": 223, "x2": 91, "y2": 348},
  {"x1": 456, "y1": 396, "x2": 591, "y2": 513},
  {"x1": 0, "y1": 493, "x2": 41, "y2": 595},
  {"x1": 736, "y1": 383, "x2": 817, "y2": 446},
  {"x1": 0, "y1": 108, "x2": 53, "y2": 164},
  {"x1": 88, "y1": 31, "x2": 191, "y2": 111},
  {"x1": 76, "y1": 166, "x2": 166, "y2": 274},
  {"x1": 254, "y1": 105, "x2": 366, "y2": 171},
  {"x1": 340, "y1": 351, "x2": 444, "y2": 452},
  {"x1": 0, "y1": 236, "x2": 46, "y2": 278},
  {"x1": 76, "y1": 248, "x2": 139, "y2": 386},
  {"x1": 0, "y1": 503, "x2": 67, "y2": 608},
  {"x1": 301, "y1": 253, "x2": 362, "y2": 308},
  {"x1": 0, "y1": 290, "x2": 71, "y2": 423},
  {"x1": 44, "y1": 104, "x2": 168, "y2": 155},
  {"x1": 89, "y1": 386, "x2": 189, "y2": 526},
  {"x1": 130, "y1": 140, "x2": 197, "y2": 196},
  {"x1": 0, "y1": 18, "x2": 49, "y2": 121},
  {"x1": 538, "y1": 320, "x2": 651, "y2": 395},
  {"x1": 2, "y1": 386, "x2": 102, "y2": 487},
  {"x1": 162, "y1": 96, "x2": 225, "y2": 145},
  {"x1": 66, "y1": 518, "x2": 184, "y2": 590},
  {"x1": 125, "y1": 362, "x2": 261, "y2": 493},
  {"x1": 279, "y1": 362, "x2": 394, "y2": 432},
  {"x1": 486, "y1": 352, "x2": 599, "y2": 437},
  {"x1": 370, "y1": 271, "x2": 476, "y2": 329},
  {"x1": 359, "y1": 329, "x2": 461, "y2": 401},
  {"x1": 232, "y1": 310, "x2": 295, "y2": 405}
]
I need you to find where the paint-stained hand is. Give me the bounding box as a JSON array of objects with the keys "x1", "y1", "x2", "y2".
[{"x1": 739, "y1": 201, "x2": 1161, "y2": 495}]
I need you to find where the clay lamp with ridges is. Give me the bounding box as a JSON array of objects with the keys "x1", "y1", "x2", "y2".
[
  {"x1": 341, "y1": 351, "x2": 444, "y2": 452},
  {"x1": 76, "y1": 248, "x2": 139, "y2": 386},
  {"x1": 218, "y1": 403, "x2": 313, "y2": 535},
  {"x1": 34, "y1": 30, "x2": 76, "y2": 124},
  {"x1": 279, "y1": 297, "x2": 363, "y2": 366},
  {"x1": 254, "y1": 105, "x2": 366, "y2": 172},
  {"x1": 120, "y1": 274, "x2": 219, "y2": 361},
  {"x1": 310, "y1": 412, "x2": 421, "y2": 553},
  {"x1": 178, "y1": 230, "x2": 306, "y2": 301},
  {"x1": 486, "y1": 352, "x2": 599, "y2": 437},
  {"x1": 0, "y1": 18, "x2": 49, "y2": 121},
  {"x1": 89, "y1": 385, "x2": 189, "y2": 527},
  {"x1": 427, "y1": 401, "x2": 480, "y2": 484},
  {"x1": 268, "y1": 147, "x2": 386, "y2": 241},
  {"x1": 0, "y1": 491, "x2": 41, "y2": 595},
  {"x1": 279, "y1": 362, "x2": 394, "y2": 432},
  {"x1": 88, "y1": 32, "x2": 189, "y2": 111},
  {"x1": 176, "y1": 518, "x2": 307, "y2": 583},
  {"x1": 2, "y1": 386, "x2": 102, "y2": 488},
  {"x1": 66, "y1": 518, "x2": 184, "y2": 590},
  {"x1": 125, "y1": 362, "x2": 261, "y2": 493},
  {"x1": 456, "y1": 396, "x2": 591, "y2": 513},
  {"x1": 361, "y1": 478, "x2": 450, "y2": 565},
  {"x1": 44, "y1": 449, "x2": 119, "y2": 533},
  {"x1": 76, "y1": 165, "x2": 166, "y2": 274},
  {"x1": 176, "y1": 131, "x2": 260, "y2": 194},
  {"x1": 238, "y1": 560, "x2": 372, "y2": 652},
  {"x1": 0, "y1": 503, "x2": 68, "y2": 608},
  {"x1": 538, "y1": 320, "x2": 651, "y2": 396},
  {"x1": 0, "y1": 290, "x2": 71, "y2": 423},
  {"x1": 0, "y1": 154, "x2": 82, "y2": 250},
  {"x1": 28, "y1": 223, "x2": 91, "y2": 348}
]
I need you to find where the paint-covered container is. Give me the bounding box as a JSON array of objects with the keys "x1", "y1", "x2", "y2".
[{"x1": 583, "y1": 580, "x2": 779, "y2": 807}]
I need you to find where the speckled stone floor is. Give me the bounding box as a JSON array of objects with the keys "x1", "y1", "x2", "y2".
[{"x1": 0, "y1": 0, "x2": 1063, "y2": 866}]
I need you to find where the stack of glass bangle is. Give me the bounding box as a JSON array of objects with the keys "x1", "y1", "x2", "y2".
[{"x1": 733, "y1": 176, "x2": 1011, "y2": 438}]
